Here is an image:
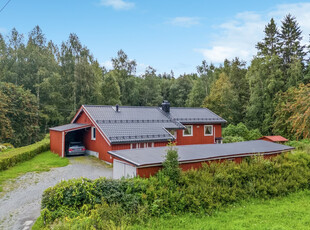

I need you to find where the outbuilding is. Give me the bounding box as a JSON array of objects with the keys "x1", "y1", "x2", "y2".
[
  {"x1": 108, "y1": 140, "x2": 294, "y2": 179},
  {"x1": 258, "y1": 136, "x2": 289, "y2": 144}
]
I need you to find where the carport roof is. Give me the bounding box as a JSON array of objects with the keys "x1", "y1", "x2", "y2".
[
  {"x1": 108, "y1": 140, "x2": 294, "y2": 167},
  {"x1": 49, "y1": 123, "x2": 91, "y2": 132}
]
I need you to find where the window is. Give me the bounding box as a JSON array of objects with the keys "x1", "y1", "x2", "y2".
[
  {"x1": 91, "y1": 127, "x2": 96, "y2": 140},
  {"x1": 183, "y1": 125, "x2": 193, "y2": 136},
  {"x1": 204, "y1": 125, "x2": 213, "y2": 136},
  {"x1": 131, "y1": 143, "x2": 154, "y2": 149}
]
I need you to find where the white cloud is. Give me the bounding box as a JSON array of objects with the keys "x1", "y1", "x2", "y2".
[
  {"x1": 196, "y1": 3, "x2": 310, "y2": 64},
  {"x1": 100, "y1": 0, "x2": 134, "y2": 10},
  {"x1": 168, "y1": 17, "x2": 200, "y2": 27}
]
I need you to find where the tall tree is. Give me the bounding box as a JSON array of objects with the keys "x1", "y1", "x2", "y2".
[
  {"x1": 274, "y1": 83, "x2": 310, "y2": 139},
  {"x1": 101, "y1": 73, "x2": 121, "y2": 105},
  {"x1": 169, "y1": 74, "x2": 195, "y2": 107},
  {"x1": 0, "y1": 83, "x2": 41, "y2": 146},
  {"x1": 139, "y1": 66, "x2": 163, "y2": 106},
  {"x1": 225, "y1": 58, "x2": 249, "y2": 123},
  {"x1": 246, "y1": 55, "x2": 284, "y2": 133},
  {"x1": 186, "y1": 78, "x2": 206, "y2": 107},
  {"x1": 256, "y1": 18, "x2": 280, "y2": 56},
  {"x1": 203, "y1": 72, "x2": 238, "y2": 123},
  {"x1": 279, "y1": 14, "x2": 306, "y2": 65}
]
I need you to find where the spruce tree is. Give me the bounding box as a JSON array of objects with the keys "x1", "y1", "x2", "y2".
[
  {"x1": 279, "y1": 14, "x2": 306, "y2": 65},
  {"x1": 256, "y1": 18, "x2": 280, "y2": 56}
]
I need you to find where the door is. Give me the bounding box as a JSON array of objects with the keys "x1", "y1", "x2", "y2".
[{"x1": 113, "y1": 159, "x2": 137, "y2": 179}]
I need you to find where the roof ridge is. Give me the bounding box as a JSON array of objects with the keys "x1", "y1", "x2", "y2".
[{"x1": 156, "y1": 107, "x2": 185, "y2": 129}]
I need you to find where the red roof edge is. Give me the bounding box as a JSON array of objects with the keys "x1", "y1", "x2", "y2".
[{"x1": 259, "y1": 136, "x2": 288, "y2": 142}]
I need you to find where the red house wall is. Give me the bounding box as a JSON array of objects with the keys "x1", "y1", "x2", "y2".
[
  {"x1": 136, "y1": 154, "x2": 278, "y2": 178},
  {"x1": 176, "y1": 124, "x2": 222, "y2": 145},
  {"x1": 75, "y1": 111, "x2": 112, "y2": 162},
  {"x1": 50, "y1": 130, "x2": 63, "y2": 157}
]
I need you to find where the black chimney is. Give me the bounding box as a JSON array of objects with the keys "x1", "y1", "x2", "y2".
[
  {"x1": 116, "y1": 104, "x2": 119, "y2": 112},
  {"x1": 161, "y1": 100, "x2": 170, "y2": 113}
]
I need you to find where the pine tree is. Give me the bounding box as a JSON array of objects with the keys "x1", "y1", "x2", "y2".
[
  {"x1": 256, "y1": 18, "x2": 280, "y2": 56},
  {"x1": 279, "y1": 14, "x2": 306, "y2": 65}
]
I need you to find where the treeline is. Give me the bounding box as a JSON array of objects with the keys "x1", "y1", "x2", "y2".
[{"x1": 0, "y1": 14, "x2": 309, "y2": 146}]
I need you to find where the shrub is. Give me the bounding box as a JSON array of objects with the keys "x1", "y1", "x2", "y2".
[
  {"x1": 223, "y1": 136, "x2": 244, "y2": 143},
  {"x1": 38, "y1": 148, "x2": 310, "y2": 230},
  {"x1": 162, "y1": 144, "x2": 181, "y2": 183},
  {"x1": 223, "y1": 123, "x2": 262, "y2": 142},
  {"x1": 0, "y1": 135, "x2": 50, "y2": 171}
]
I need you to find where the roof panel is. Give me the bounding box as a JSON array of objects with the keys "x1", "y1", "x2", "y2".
[
  {"x1": 169, "y1": 107, "x2": 226, "y2": 123},
  {"x1": 108, "y1": 140, "x2": 294, "y2": 166}
]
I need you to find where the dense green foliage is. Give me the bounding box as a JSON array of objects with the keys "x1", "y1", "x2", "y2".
[
  {"x1": 222, "y1": 123, "x2": 262, "y2": 143},
  {"x1": 162, "y1": 144, "x2": 181, "y2": 183},
  {"x1": 132, "y1": 190, "x2": 310, "y2": 230},
  {"x1": 0, "y1": 151, "x2": 68, "y2": 192},
  {"x1": 0, "y1": 14, "x2": 309, "y2": 147},
  {"x1": 38, "y1": 148, "x2": 310, "y2": 229},
  {"x1": 274, "y1": 84, "x2": 310, "y2": 140},
  {"x1": 0, "y1": 135, "x2": 50, "y2": 171}
]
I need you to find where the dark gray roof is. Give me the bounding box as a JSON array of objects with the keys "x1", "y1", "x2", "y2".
[
  {"x1": 79, "y1": 105, "x2": 225, "y2": 144},
  {"x1": 49, "y1": 123, "x2": 90, "y2": 132},
  {"x1": 83, "y1": 105, "x2": 183, "y2": 144},
  {"x1": 168, "y1": 107, "x2": 226, "y2": 124},
  {"x1": 108, "y1": 140, "x2": 294, "y2": 167}
]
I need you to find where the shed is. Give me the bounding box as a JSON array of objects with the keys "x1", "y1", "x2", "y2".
[
  {"x1": 258, "y1": 136, "x2": 289, "y2": 143},
  {"x1": 108, "y1": 140, "x2": 294, "y2": 179},
  {"x1": 50, "y1": 123, "x2": 91, "y2": 157}
]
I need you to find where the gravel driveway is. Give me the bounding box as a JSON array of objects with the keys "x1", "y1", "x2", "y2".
[{"x1": 0, "y1": 156, "x2": 112, "y2": 230}]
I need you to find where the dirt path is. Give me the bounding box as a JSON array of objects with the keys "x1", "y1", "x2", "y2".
[{"x1": 0, "y1": 156, "x2": 112, "y2": 230}]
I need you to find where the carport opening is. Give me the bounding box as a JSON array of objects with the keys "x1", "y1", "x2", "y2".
[{"x1": 65, "y1": 128, "x2": 89, "y2": 156}]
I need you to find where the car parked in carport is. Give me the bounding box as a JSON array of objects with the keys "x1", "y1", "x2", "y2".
[{"x1": 67, "y1": 142, "x2": 86, "y2": 156}]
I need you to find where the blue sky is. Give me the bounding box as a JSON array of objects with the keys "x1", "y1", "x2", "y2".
[{"x1": 1, "y1": 0, "x2": 310, "y2": 76}]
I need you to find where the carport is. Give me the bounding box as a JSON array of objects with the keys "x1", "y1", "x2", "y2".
[{"x1": 49, "y1": 123, "x2": 91, "y2": 157}]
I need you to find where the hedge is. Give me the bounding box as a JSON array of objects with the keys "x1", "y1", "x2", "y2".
[
  {"x1": 39, "y1": 151, "x2": 310, "y2": 228},
  {"x1": 0, "y1": 136, "x2": 50, "y2": 171}
]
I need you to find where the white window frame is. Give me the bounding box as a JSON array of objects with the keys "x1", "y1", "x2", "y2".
[
  {"x1": 204, "y1": 125, "x2": 213, "y2": 136},
  {"x1": 131, "y1": 142, "x2": 154, "y2": 149},
  {"x1": 91, "y1": 127, "x2": 96, "y2": 140},
  {"x1": 183, "y1": 125, "x2": 193, "y2": 137}
]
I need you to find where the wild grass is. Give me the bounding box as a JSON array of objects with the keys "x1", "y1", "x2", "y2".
[
  {"x1": 0, "y1": 151, "x2": 69, "y2": 192},
  {"x1": 131, "y1": 189, "x2": 310, "y2": 230}
]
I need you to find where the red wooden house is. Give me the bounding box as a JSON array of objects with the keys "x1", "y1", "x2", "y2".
[
  {"x1": 50, "y1": 101, "x2": 294, "y2": 178},
  {"x1": 50, "y1": 101, "x2": 226, "y2": 163}
]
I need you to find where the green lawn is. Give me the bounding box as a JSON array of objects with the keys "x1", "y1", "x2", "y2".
[
  {"x1": 0, "y1": 151, "x2": 69, "y2": 192},
  {"x1": 132, "y1": 190, "x2": 310, "y2": 230}
]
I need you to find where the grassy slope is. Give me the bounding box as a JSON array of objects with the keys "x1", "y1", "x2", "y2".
[
  {"x1": 0, "y1": 151, "x2": 69, "y2": 191},
  {"x1": 132, "y1": 190, "x2": 310, "y2": 230}
]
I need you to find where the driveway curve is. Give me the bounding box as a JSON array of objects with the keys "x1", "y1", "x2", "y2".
[{"x1": 0, "y1": 156, "x2": 112, "y2": 230}]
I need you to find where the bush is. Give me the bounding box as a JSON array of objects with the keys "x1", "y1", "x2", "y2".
[
  {"x1": 223, "y1": 123, "x2": 262, "y2": 142},
  {"x1": 223, "y1": 136, "x2": 244, "y2": 143},
  {"x1": 162, "y1": 144, "x2": 181, "y2": 183},
  {"x1": 0, "y1": 135, "x2": 50, "y2": 171},
  {"x1": 38, "y1": 149, "x2": 310, "y2": 229}
]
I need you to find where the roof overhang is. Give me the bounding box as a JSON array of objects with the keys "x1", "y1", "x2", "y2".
[
  {"x1": 49, "y1": 123, "x2": 91, "y2": 132},
  {"x1": 108, "y1": 141, "x2": 295, "y2": 168}
]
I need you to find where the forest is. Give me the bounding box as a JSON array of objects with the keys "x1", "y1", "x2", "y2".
[{"x1": 0, "y1": 14, "x2": 309, "y2": 147}]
